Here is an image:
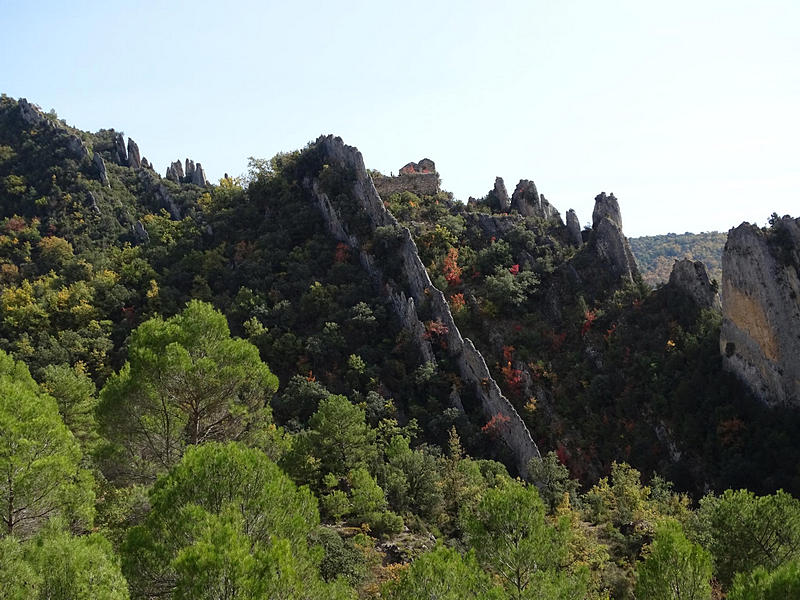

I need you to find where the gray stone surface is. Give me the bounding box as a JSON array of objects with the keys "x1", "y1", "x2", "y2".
[
  {"x1": 86, "y1": 192, "x2": 101, "y2": 214},
  {"x1": 668, "y1": 258, "x2": 721, "y2": 310},
  {"x1": 114, "y1": 133, "x2": 128, "y2": 166},
  {"x1": 185, "y1": 159, "x2": 195, "y2": 181},
  {"x1": 308, "y1": 135, "x2": 541, "y2": 477},
  {"x1": 720, "y1": 218, "x2": 800, "y2": 406},
  {"x1": 131, "y1": 220, "x2": 150, "y2": 244},
  {"x1": 191, "y1": 163, "x2": 207, "y2": 186},
  {"x1": 566, "y1": 209, "x2": 582, "y2": 246},
  {"x1": 166, "y1": 160, "x2": 184, "y2": 182},
  {"x1": 66, "y1": 135, "x2": 90, "y2": 161},
  {"x1": 18, "y1": 98, "x2": 50, "y2": 128},
  {"x1": 511, "y1": 180, "x2": 562, "y2": 223},
  {"x1": 127, "y1": 138, "x2": 141, "y2": 169},
  {"x1": 494, "y1": 177, "x2": 510, "y2": 212},
  {"x1": 93, "y1": 152, "x2": 109, "y2": 186},
  {"x1": 589, "y1": 192, "x2": 638, "y2": 282}
]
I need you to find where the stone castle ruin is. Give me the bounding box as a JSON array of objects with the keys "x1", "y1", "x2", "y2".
[{"x1": 372, "y1": 158, "x2": 440, "y2": 198}]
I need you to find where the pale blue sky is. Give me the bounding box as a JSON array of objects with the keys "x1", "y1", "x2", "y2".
[{"x1": 2, "y1": 0, "x2": 797, "y2": 235}]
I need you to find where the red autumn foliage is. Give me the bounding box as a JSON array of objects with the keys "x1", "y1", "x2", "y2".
[
  {"x1": 509, "y1": 264, "x2": 520, "y2": 276},
  {"x1": 604, "y1": 323, "x2": 617, "y2": 342},
  {"x1": 334, "y1": 242, "x2": 350, "y2": 264},
  {"x1": 581, "y1": 309, "x2": 598, "y2": 337},
  {"x1": 449, "y1": 293, "x2": 465, "y2": 312},
  {"x1": 481, "y1": 413, "x2": 511, "y2": 438},
  {"x1": 423, "y1": 320, "x2": 449, "y2": 339},
  {"x1": 547, "y1": 330, "x2": 567, "y2": 351},
  {"x1": 4, "y1": 216, "x2": 27, "y2": 233},
  {"x1": 442, "y1": 247, "x2": 462, "y2": 286},
  {"x1": 556, "y1": 444, "x2": 569, "y2": 465},
  {"x1": 501, "y1": 346, "x2": 524, "y2": 398}
]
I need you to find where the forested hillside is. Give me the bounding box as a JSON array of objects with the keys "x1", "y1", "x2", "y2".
[
  {"x1": 629, "y1": 232, "x2": 727, "y2": 286},
  {"x1": 2, "y1": 94, "x2": 800, "y2": 599}
]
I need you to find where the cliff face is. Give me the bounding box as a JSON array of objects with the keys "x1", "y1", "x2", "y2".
[
  {"x1": 720, "y1": 218, "x2": 800, "y2": 406},
  {"x1": 305, "y1": 135, "x2": 541, "y2": 477}
]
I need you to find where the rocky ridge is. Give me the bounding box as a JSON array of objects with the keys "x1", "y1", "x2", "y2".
[{"x1": 305, "y1": 135, "x2": 541, "y2": 477}]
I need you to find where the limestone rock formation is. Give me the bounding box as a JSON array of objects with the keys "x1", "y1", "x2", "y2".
[
  {"x1": 510, "y1": 180, "x2": 561, "y2": 223},
  {"x1": 566, "y1": 209, "x2": 582, "y2": 246},
  {"x1": 668, "y1": 258, "x2": 721, "y2": 311},
  {"x1": 18, "y1": 98, "x2": 50, "y2": 128},
  {"x1": 493, "y1": 177, "x2": 510, "y2": 212},
  {"x1": 166, "y1": 160, "x2": 184, "y2": 182},
  {"x1": 185, "y1": 159, "x2": 196, "y2": 182},
  {"x1": 306, "y1": 135, "x2": 540, "y2": 477},
  {"x1": 66, "y1": 135, "x2": 90, "y2": 162},
  {"x1": 113, "y1": 133, "x2": 128, "y2": 166},
  {"x1": 720, "y1": 218, "x2": 800, "y2": 406},
  {"x1": 131, "y1": 220, "x2": 150, "y2": 244},
  {"x1": 191, "y1": 163, "x2": 207, "y2": 186},
  {"x1": 127, "y1": 138, "x2": 141, "y2": 169},
  {"x1": 85, "y1": 192, "x2": 101, "y2": 214},
  {"x1": 589, "y1": 192, "x2": 638, "y2": 282},
  {"x1": 93, "y1": 152, "x2": 109, "y2": 186}
]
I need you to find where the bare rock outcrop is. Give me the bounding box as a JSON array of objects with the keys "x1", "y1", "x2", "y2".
[
  {"x1": 185, "y1": 159, "x2": 196, "y2": 182},
  {"x1": 490, "y1": 177, "x2": 510, "y2": 212},
  {"x1": 588, "y1": 192, "x2": 638, "y2": 282},
  {"x1": 66, "y1": 135, "x2": 90, "y2": 162},
  {"x1": 18, "y1": 98, "x2": 51, "y2": 129},
  {"x1": 720, "y1": 218, "x2": 800, "y2": 406},
  {"x1": 166, "y1": 160, "x2": 184, "y2": 182},
  {"x1": 306, "y1": 135, "x2": 541, "y2": 477},
  {"x1": 127, "y1": 138, "x2": 141, "y2": 169},
  {"x1": 191, "y1": 163, "x2": 207, "y2": 186},
  {"x1": 113, "y1": 133, "x2": 128, "y2": 166},
  {"x1": 511, "y1": 180, "x2": 562, "y2": 223},
  {"x1": 566, "y1": 209, "x2": 582, "y2": 246},
  {"x1": 668, "y1": 258, "x2": 721, "y2": 310},
  {"x1": 93, "y1": 152, "x2": 109, "y2": 186}
]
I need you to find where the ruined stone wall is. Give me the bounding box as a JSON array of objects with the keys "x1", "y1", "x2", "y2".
[
  {"x1": 308, "y1": 136, "x2": 540, "y2": 477},
  {"x1": 372, "y1": 172, "x2": 440, "y2": 199},
  {"x1": 720, "y1": 220, "x2": 800, "y2": 406}
]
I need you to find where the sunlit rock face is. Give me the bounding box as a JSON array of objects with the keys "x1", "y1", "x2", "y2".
[{"x1": 720, "y1": 218, "x2": 800, "y2": 406}]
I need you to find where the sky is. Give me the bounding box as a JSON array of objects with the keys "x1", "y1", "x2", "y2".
[{"x1": 1, "y1": 0, "x2": 797, "y2": 236}]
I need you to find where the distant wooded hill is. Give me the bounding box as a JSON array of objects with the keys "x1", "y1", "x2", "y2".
[{"x1": 630, "y1": 231, "x2": 727, "y2": 286}]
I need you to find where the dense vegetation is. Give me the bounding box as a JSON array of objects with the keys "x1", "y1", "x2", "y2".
[
  {"x1": 629, "y1": 232, "x2": 727, "y2": 286},
  {"x1": 2, "y1": 94, "x2": 800, "y2": 599}
]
